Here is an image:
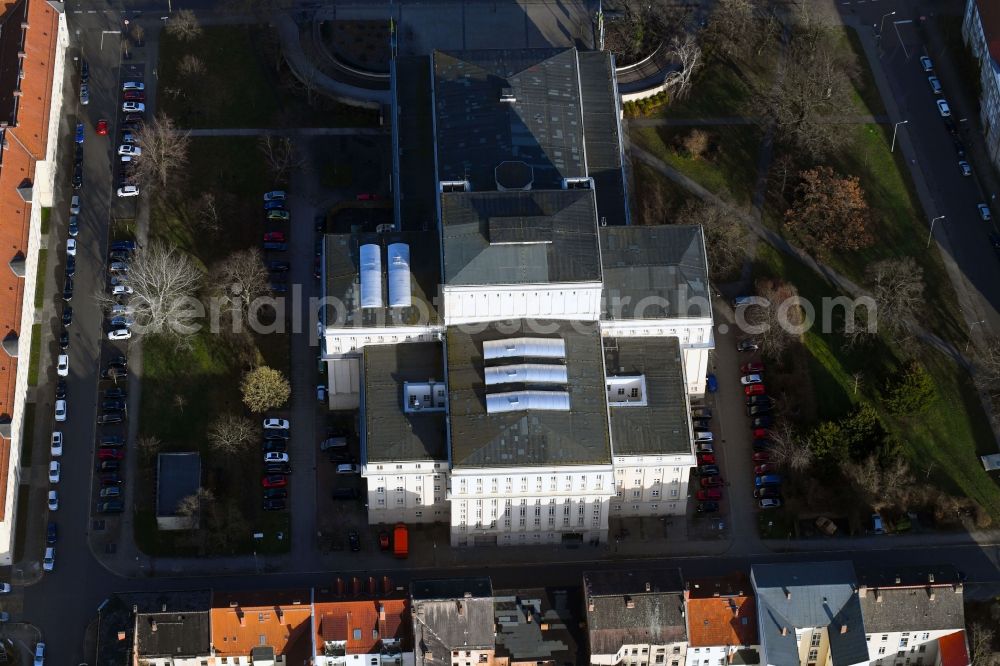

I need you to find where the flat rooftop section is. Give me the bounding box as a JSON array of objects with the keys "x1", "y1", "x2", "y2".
[
  {"x1": 155, "y1": 453, "x2": 201, "y2": 517},
  {"x1": 604, "y1": 337, "x2": 692, "y2": 456},
  {"x1": 440, "y1": 189, "x2": 602, "y2": 286},
  {"x1": 577, "y1": 51, "x2": 628, "y2": 227},
  {"x1": 432, "y1": 48, "x2": 586, "y2": 189},
  {"x1": 325, "y1": 230, "x2": 440, "y2": 328},
  {"x1": 600, "y1": 225, "x2": 711, "y2": 320},
  {"x1": 584, "y1": 568, "x2": 684, "y2": 597},
  {"x1": 447, "y1": 320, "x2": 611, "y2": 468},
  {"x1": 363, "y1": 342, "x2": 448, "y2": 462},
  {"x1": 494, "y1": 587, "x2": 583, "y2": 666},
  {"x1": 0, "y1": 0, "x2": 26, "y2": 126},
  {"x1": 394, "y1": 55, "x2": 438, "y2": 232},
  {"x1": 411, "y1": 577, "x2": 493, "y2": 600}
]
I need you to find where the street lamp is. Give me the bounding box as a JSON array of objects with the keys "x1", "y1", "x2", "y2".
[
  {"x1": 880, "y1": 11, "x2": 897, "y2": 36},
  {"x1": 967, "y1": 320, "x2": 986, "y2": 352},
  {"x1": 927, "y1": 215, "x2": 945, "y2": 249},
  {"x1": 891, "y1": 119, "x2": 909, "y2": 153}
]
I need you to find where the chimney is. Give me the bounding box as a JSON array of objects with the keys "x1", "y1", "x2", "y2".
[
  {"x1": 151, "y1": 620, "x2": 158, "y2": 632},
  {"x1": 875, "y1": 590, "x2": 882, "y2": 603},
  {"x1": 928, "y1": 574, "x2": 935, "y2": 584},
  {"x1": 840, "y1": 624, "x2": 848, "y2": 635},
  {"x1": 457, "y1": 601, "x2": 464, "y2": 616},
  {"x1": 894, "y1": 576, "x2": 901, "y2": 585},
  {"x1": 379, "y1": 604, "x2": 387, "y2": 621},
  {"x1": 781, "y1": 627, "x2": 788, "y2": 636},
  {"x1": 956, "y1": 583, "x2": 964, "y2": 594},
  {"x1": 928, "y1": 591, "x2": 936, "y2": 601},
  {"x1": 625, "y1": 597, "x2": 635, "y2": 609},
  {"x1": 587, "y1": 602, "x2": 594, "y2": 612},
  {"x1": 645, "y1": 582, "x2": 651, "y2": 592},
  {"x1": 277, "y1": 607, "x2": 285, "y2": 623},
  {"x1": 117, "y1": 631, "x2": 126, "y2": 641},
  {"x1": 858, "y1": 586, "x2": 867, "y2": 598},
  {"x1": 238, "y1": 608, "x2": 246, "y2": 627},
  {"x1": 785, "y1": 590, "x2": 791, "y2": 600}
]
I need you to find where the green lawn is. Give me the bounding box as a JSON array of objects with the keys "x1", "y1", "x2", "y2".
[
  {"x1": 33, "y1": 249, "x2": 46, "y2": 310},
  {"x1": 838, "y1": 25, "x2": 886, "y2": 116},
  {"x1": 40, "y1": 207, "x2": 51, "y2": 236},
  {"x1": 158, "y1": 25, "x2": 378, "y2": 129},
  {"x1": 27, "y1": 323, "x2": 41, "y2": 387},
  {"x1": 630, "y1": 125, "x2": 763, "y2": 206},
  {"x1": 629, "y1": 159, "x2": 697, "y2": 225}
]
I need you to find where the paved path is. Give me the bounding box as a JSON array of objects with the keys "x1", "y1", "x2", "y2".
[
  {"x1": 183, "y1": 127, "x2": 388, "y2": 136},
  {"x1": 629, "y1": 115, "x2": 891, "y2": 126}
]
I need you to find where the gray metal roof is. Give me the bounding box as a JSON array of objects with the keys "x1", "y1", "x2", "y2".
[
  {"x1": 600, "y1": 225, "x2": 711, "y2": 320},
  {"x1": 446, "y1": 320, "x2": 611, "y2": 468},
  {"x1": 394, "y1": 56, "x2": 438, "y2": 232},
  {"x1": 440, "y1": 189, "x2": 602, "y2": 286},
  {"x1": 324, "y1": 231, "x2": 441, "y2": 329},
  {"x1": 432, "y1": 48, "x2": 587, "y2": 190},
  {"x1": 583, "y1": 569, "x2": 687, "y2": 655},
  {"x1": 363, "y1": 342, "x2": 448, "y2": 462},
  {"x1": 412, "y1": 578, "x2": 495, "y2": 666},
  {"x1": 856, "y1": 565, "x2": 966, "y2": 634},
  {"x1": 155, "y1": 452, "x2": 202, "y2": 518},
  {"x1": 604, "y1": 337, "x2": 692, "y2": 456},
  {"x1": 577, "y1": 52, "x2": 628, "y2": 227},
  {"x1": 494, "y1": 588, "x2": 582, "y2": 666},
  {"x1": 752, "y1": 561, "x2": 868, "y2": 666}
]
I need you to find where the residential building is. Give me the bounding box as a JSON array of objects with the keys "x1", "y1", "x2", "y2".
[
  {"x1": 963, "y1": 0, "x2": 1000, "y2": 170},
  {"x1": 0, "y1": 0, "x2": 68, "y2": 566},
  {"x1": 321, "y1": 46, "x2": 711, "y2": 547},
  {"x1": 684, "y1": 574, "x2": 760, "y2": 666},
  {"x1": 493, "y1": 587, "x2": 582, "y2": 666},
  {"x1": 155, "y1": 452, "x2": 202, "y2": 530},
  {"x1": 751, "y1": 562, "x2": 868, "y2": 666},
  {"x1": 313, "y1": 595, "x2": 413, "y2": 666},
  {"x1": 94, "y1": 591, "x2": 213, "y2": 666},
  {"x1": 134, "y1": 606, "x2": 212, "y2": 666},
  {"x1": 583, "y1": 569, "x2": 688, "y2": 666},
  {"x1": 411, "y1": 578, "x2": 496, "y2": 666},
  {"x1": 857, "y1": 565, "x2": 970, "y2": 666},
  {"x1": 210, "y1": 590, "x2": 313, "y2": 665}
]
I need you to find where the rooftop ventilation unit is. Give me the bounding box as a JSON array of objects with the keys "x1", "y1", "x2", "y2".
[
  {"x1": 387, "y1": 243, "x2": 412, "y2": 308},
  {"x1": 359, "y1": 243, "x2": 383, "y2": 309},
  {"x1": 440, "y1": 180, "x2": 469, "y2": 193},
  {"x1": 562, "y1": 177, "x2": 594, "y2": 190},
  {"x1": 486, "y1": 390, "x2": 570, "y2": 413},
  {"x1": 485, "y1": 363, "x2": 568, "y2": 386},
  {"x1": 483, "y1": 337, "x2": 565, "y2": 361},
  {"x1": 499, "y1": 87, "x2": 516, "y2": 103}
]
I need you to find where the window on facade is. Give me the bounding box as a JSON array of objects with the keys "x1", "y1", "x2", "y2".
[
  {"x1": 808, "y1": 649, "x2": 818, "y2": 661},
  {"x1": 651, "y1": 490, "x2": 660, "y2": 497},
  {"x1": 811, "y1": 634, "x2": 821, "y2": 647},
  {"x1": 654, "y1": 657, "x2": 664, "y2": 664},
  {"x1": 378, "y1": 499, "x2": 385, "y2": 506},
  {"x1": 519, "y1": 518, "x2": 526, "y2": 527},
  {"x1": 900, "y1": 639, "x2": 909, "y2": 648}
]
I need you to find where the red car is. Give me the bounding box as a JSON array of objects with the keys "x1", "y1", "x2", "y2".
[
  {"x1": 751, "y1": 452, "x2": 771, "y2": 463},
  {"x1": 96, "y1": 119, "x2": 108, "y2": 135},
  {"x1": 696, "y1": 488, "x2": 722, "y2": 501},
  {"x1": 753, "y1": 428, "x2": 770, "y2": 440},
  {"x1": 263, "y1": 231, "x2": 286, "y2": 242},
  {"x1": 356, "y1": 193, "x2": 378, "y2": 201},
  {"x1": 98, "y1": 448, "x2": 124, "y2": 460},
  {"x1": 700, "y1": 476, "x2": 723, "y2": 488},
  {"x1": 754, "y1": 463, "x2": 776, "y2": 475},
  {"x1": 123, "y1": 90, "x2": 145, "y2": 101},
  {"x1": 262, "y1": 474, "x2": 287, "y2": 488},
  {"x1": 744, "y1": 384, "x2": 766, "y2": 396},
  {"x1": 740, "y1": 361, "x2": 765, "y2": 374},
  {"x1": 697, "y1": 453, "x2": 717, "y2": 465},
  {"x1": 378, "y1": 532, "x2": 390, "y2": 550}
]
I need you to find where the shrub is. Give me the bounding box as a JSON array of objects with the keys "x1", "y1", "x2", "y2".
[{"x1": 885, "y1": 361, "x2": 935, "y2": 415}]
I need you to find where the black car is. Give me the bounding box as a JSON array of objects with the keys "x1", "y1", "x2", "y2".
[
  {"x1": 953, "y1": 139, "x2": 966, "y2": 158},
  {"x1": 328, "y1": 451, "x2": 353, "y2": 463},
  {"x1": 737, "y1": 338, "x2": 759, "y2": 352},
  {"x1": 696, "y1": 501, "x2": 720, "y2": 513},
  {"x1": 267, "y1": 260, "x2": 290, "y2": 272},
  {"x1": 754, "y1": 486, "x2": 782, "y2": 499},
  {"x1": 263, "y1": 488, "x2": 287, "y2": 500},
  {"x1": 108, "y1": 354, "x2": 128, "y2": 367},
  {"x1": 123, "y1": 113, "x2": 144, "y2": 123},
  {"x1": 263, "y1": 428, "x2": 290, "y2": 441},
  {"x1": 747, "y1": 404, "x2": 773, "y2": 417},
  {"x1": 697, "y1": 465, "x2": 720, "y2": 476},
  {"x1": 97, "y1": 412, "x2": 124, "y2": 425},
  {"x1": 65, "y1": 256, "x2": 76, "y2": 277},
  {"x1": 111, "y1": 240, "x2": 137, "y2": 252},
  {"x1": 263, "y1": 499, "x2": 286, "y2": 511},
  {"x1": 104, "y1": 388, "x2": 126, "y2": 400},
  {"x1": 97, "y1": 500, "x2": 125, "y2": 514},
  {"x1": 59, "y1": 330, "x2": 69, "y2": 349},
  {"x1": 74, "y1": 144, "x2": 84, "y2": 166},
  {"x1": 62, "y1": 306, "x2": 73, "y2": 326},
  {"x1": 72, "y1": 166, "x2": 83, "y2": 189},
  {"x1": 746, "y1": 395, "x2": 772, "y2": 407},
  {"x1": 752, "y1": 439, "x2": 773, "y2": 451},
  {"x1": 46, "y1": 521, "x2": 58, "y2": 544},
  {"x1": 751, "y1": 415, "x2": 773, "y2": 429},
  {"x1": 108, "y1": 250, "x2": 130, "y2": 263},
  {"x1": 264, "y1": 462, "x2": 292, "y2": 474},
  {"x1": 81, "y1": 59, "x2": 89, "y2": 81},
  {"x1": 314, "y1": 215, "x2": 326, "y2": 233},
  {"x1": 263, "y1": 440, "x2": 287, "y2": 453},
  {"x1": 102, "y1": 399, "x2": 127, "y2": 411},
  {"x1": 99, "y1": 473, "x2": 124, "y2": 486},
  {"x1": 63, "y1": 276, "x2": 74, "y2": 301},
  {"x1": 332, "y1": 487, "x2": 360, "y2": 500},
  {"x1": 100, "y1": 435, "x2": 125, "y2": 448},
  {"x1": 348, "y1": 530, "x2": 361, "y2": 552},
  {"x1": 55, "y1": 379, "x2": 67, "y2": 399},
  {"x1": 98, "y1": 460, "x2": 121, "y2": 472},
  {"x1": 692, "y1": 418, "x2": 711, "y2": 430}
]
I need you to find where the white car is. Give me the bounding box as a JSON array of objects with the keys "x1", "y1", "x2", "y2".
[
  {"x1": 122, "y1": 101, "x2": 145, "y2": 113},
  {"x1": 41, "y1": 550, "x2": 53, "y2": 574},
  {"x1": 50, "y1": 432, "x2": 63, "y2": 457},
  {"x1": 66, "y1": 238, "x2": 77, "y2": 256},
  {"x1": 264, "y1": 452, "x2": 289, "y2": 463},
  {"x1": 47, "y1": 490, "x2": 58, "y2": 511},
  {"x1": 263, "y1": 418, "x2": 290, "y2": 430},
  {"x1": 112, "y1": 285, "x2": 134, "y2": 296},
  {"x1": 69, "y1": 195, "x2": 80, "y2": 215},
  {"x1": 117, "y1": 185, "x2": 139, "y2": 198},
  {"x1": 54, "y1": 399, "x2": 66, "y2": 422},
  {"x1": 48, "y1": 461, "x2": 60, "y2": 484},
  {"x1": 920, "y1": 55, "x2": 934, "y2": 71},
  {"x1": 0, "y1": 583, "x2": 10, "y2": 593},
  {"x1": 937, "y1": 99, "x2": 951, "y2": 117},
  {"x1": 759, "y1": 498, "x2": 782, "y2": 509},
  {"x1": 336, "y1": 463, "x2": 361, "y2": 475},
  {"x1": 978, "y1": 203, "x2": 992, "y2": 221},
  {"x1": 56, "y1": 354, "x2": 69, "y2": 377},
  {"x1": 122, "y1": 81, "x2": 145, "y2": 91},
  {"x1": 118, "y1": 144, "x2": 141, "y2": 157},
  {"x1": 107, "y1": 328, "x2": 132, "y2": 341},
  {"x1": 110, "y1": 304, "x2": 132, "y2": 316},
  {"x1": 740, "y1": 373, "x2": 763, "y2": 385}
]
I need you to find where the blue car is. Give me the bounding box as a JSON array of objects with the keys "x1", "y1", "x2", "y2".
[
  {"x1": 75, "y1": 122, "x2": 85, "y2": 144},
  {"x1": 706, "y1": 373, "x2": 718, "y2": 393},
  {"x1": 264, "y1": 200, "x2": 285, "y2": 211}
]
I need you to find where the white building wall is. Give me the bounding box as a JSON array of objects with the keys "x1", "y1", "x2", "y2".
[
  {"x1": 363, "y1": 460, "x2": 449, "y2": 524},
  {"x1": 598, "y1": 319, "x2": 714, "y2": 396},
  {"x1": 317, "y1": 649, "x2": 416, "y2": 666},
  {"x1": 0, "y1": 9, "x2": 68, "y2": 567},
  {"x1": 443, "y1": 282, "x2": 604, "y2": 325},
  {"x1": 866, "y1": 629, "x2": 952, "y2": 666},
  {"x1": 324, "y1": 325, "x2": 443, "y2": 356},
  {"x1": 591, "y1": 641, "x2": 688, "y2": 666},
  {"x1": 448, "y1": 465, "x2": 615, "y2": 546},
  {"x1": 610, "y1": 453, "x2": 695, "y2": 517},
  {"x1": 963, "y1": 0, "x2": 1000, "y2": 170}
]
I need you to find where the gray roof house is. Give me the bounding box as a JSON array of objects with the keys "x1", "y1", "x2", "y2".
[
  {"x1": 856, "y1": 565, "x2": 967, "y2": 635},
  {"x1": 751, "y1": 561, "x2": 868, "y2": 666},
  {"x1": 411, "y1": 578, "x2": 496, "y2": 666},
  {"x1": 155, "y1": 452, "x2": 202, "y2": 531}
]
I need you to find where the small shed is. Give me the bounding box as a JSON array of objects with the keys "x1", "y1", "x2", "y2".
[{"x1": 156, "y1": 452, "x2": 202, "y2": 530}]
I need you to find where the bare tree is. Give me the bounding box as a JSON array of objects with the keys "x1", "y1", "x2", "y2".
[
  {"x1": 766, "y1": 424, "x2": 813, "y2": 472},
  {"x1": 662, "y1": 35, "x2": 702, "y2": 102},
  {"x1": 130, "y1": 24, "x2": 145, "y2": 45},
  {"x1": 211, "y1": 248, "x2": 271, "y2": 324},
  {"x1": 742, "y1": 278, "x2": 805, "y2": 357},
  {"x1": 165, "y1": 9, "x2": 203, "y2": 41},
  {"x1": 132, "y1": 113, "x2": 191, "y2": 192},
  {"x1": 703, "y1": 0, "x2": 757, "y2": 60},
  {"x1": 174, "y1": 487, "x2": 214, "y2": 522},
  {"x1": 866, "y1": 257, "x2": 924, "y2": 334},
  {"x1": 178, "y1": 54, "x2": 205, "y2": 77},
  {"x1": 602, "y1": 0, "x2": 693, "y2": 64},
  {"x1": 679, "y1": 201, "x2": 752, "y2": 281},
  {"x1": 136, "y1": 435, "x2": 162, "y2": 460},
  {"x1": 968, "y1": 622, "x2": 999, "y2": 666},
  {"x1": 195, "y1": 192, "x2": 220, "y2": 233},
  {"x1": 258, "y1": 135, "x2": 304, "y2": 185},
  {"x1": 841, "y1": 455, "x2": 914, "y2": 512},
  {"x1": 98, "y1": 241, "x2": 204, "y2": 343},
  {"x1": 207, "y1": 414, "x2": 257, "y2": 455}
]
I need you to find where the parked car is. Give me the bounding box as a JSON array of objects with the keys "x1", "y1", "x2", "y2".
[
  {"x1": 97, "y1": 413, "x2": 124, "y2": 425},
  {"x1": 267, "y1": 210, "x2": 290, "y2": 222},
  {"x1": 101, "y1": 400, "x2": 126, "y2": 412},
  {"x1": 697, "y1": 453, "x2": 716, "y2": 465},
  {"x1": 336, "y1": 463, "x2": 361, "y2": 475},
  {"x1": 265, "y1": 462, "x2": 292, "y2": 474},
  {"x1": 919, "y1": 55, "x2": 934, "y2": 71},
  {"x1": 737, "y1": 338, "x2": 759, "y2": 352},
  {"x1": 111, "y1": 240, "x2": 137, "y2": 252},
  {"x1": 97, "y1": 500, "x2": 124, "y2": 513},
  {"x1": 262, "y1": 242, "x2": 287, "y2": 251},
  {"x1": 696, "y1": 501, "x2": 720, "y2": 513},
  {"x1": 46, "y1": 522, "x2": 57, "y2": 544},
  {"x1": 959, "y1": 160, "x2": 972, "y2": 176},
  {"x1": 96, "y1": 119, "x2": 108, "y2": 135},
  {"x1": 99, "y1": 487, "x2": 122, "y2": 499},
  {"x1": 50, "y1": 432, "x2": 63, "y2": 457},
  {"x1": 48, "y1": 461, "x2": 60, "y2": 484},
  {"x1": 118, "y1": 144, "x2": 141, "y2": 157},
  {"x1": 979, "y1": 203, "x2": 992, "y2": 222},
  {"x1": 696, "y1": 488, "x2": 722, "y2": 501},
  {"x1": 746, "y1": 395, "x2": 772, "y2": 407},
  {"x1": 62, "y1": 306, "x2": 73, "y2": 326},
  {"x1": 54, "y1": 399, "x2": 67, "y2": 422},
  {"x1": 72, "y1": 166, "x2": 83, "y2": 189},
  {"x1": 117, "y1": 185, "x2": 139, "y2": 198},
  {"x1": 263, "y1": 488, "x2": 287, "y2": 499},
  {"x1": 97, "y1": 447, "x2": 124, "y2": 459},
  {"x1": 98, "y1": 461, "x2": 121, "y2": 472},
  {"x1": 263, "y1": 418, "x2": 290, "y2": 430},
  {"x1": 99, "y1": 473, "x2": 123, "y2": 486},
  {"x1": 122, "y1": 90, "x2": 145, "y2": 102},
  {"x1": 59, "y1": 330, "x2": 69, "y2": 350},
  {"x1": 740, "y1": 362, "x2": 765, "y2": 374},
  {"x1": 755, "y1": 474, "x2": 782, "y2": 488},
  {"x1": 47, "y1": 490, "x2": 58, "y2": 511},
  {"x1": 928, "y1": 75, "x2": 942, "y2": 94},
  {"x1": 936, "y1": 99, "x2": 951, "y2": 117},
  {"x1": 744, "y1": 384, "x2": 766, "y2": 396},
  {"x1": 693, "y1": 431, "x2": 713, "y2": 442},
  {"x1": 42, "y1": 549, "x2": 54, "y2": 573},
  {"x1": 872, "y1": 513, "x2": 886, "y2": 534},
  {"x1": 740, "y1": 373, "x2": 763, "y2": 385},
  {"x1": 122, "y1": 81, "x2": 145, "y2": 91},
  {"x1": 747, "y1": 404, "x2": 773, "y2": 417},
  {"x1": 691, "y1": 407, "x2": 712, "y2": 419},
  {"x1": 263, "y1": 231, "x2": 286, "y2": 242},
  {"x1": 755, "y1": 486, "x2": 782, "y2": 499},
  {"x1": 264, "y1": 428, "x2": 290, "y2": 441},
  {"x1": 700, "y1": 476, "x2": 723, "y2": 488},
  {"x1": 263, "y1": 190, "x2": 286, "y2": 202},
  {"x1": 262, "y1": 474, "x2": 287, "y2": 488},
  {"x1": 75, "y1": 122, "x2": 85, "y2": 143},
  {"x1": 264, "y1": 452, "x2": 289, "y2": 463},
  {"x1": 751, "y1": 452, "x2": 770, "y2": 463},
  {"x1": 100, "y1": 435, "x2": 125, "y2": 447},
  {"x1": 263, "y1": 499, "x2": 286, "y2": 511},
  {"x1": 815, "y1": 516, "x2": 838, "y2": 536},
  {"x1": 55, "y1": 379, "x2": 67, "y2": 400},
  {"x1": 264, "y1": 200, "x2": 285, "y2": 211},
  {"x1": 320, "y1": 437, "x2": 348, "y2": 450},
  {"x1": 107, "y1": 328, "x2": 132, "y2": 341},
  {"x1": 121, "y1": 101, "x2": 145, "y2": 113},
  {"x1": 759, "y1": 498, "x2": 782, "y2": 509},
  {"x1": 692, "y1": 418, "x2": 712, "y2": 430},
  {"x1": 754, "y1": 464, "x2": 776, "y2": 475},
  {"x1": 751, "y1": 415, "x2": 774, "y2": 429},
  {"x1": 696, "y1": 442, "x2": 714, "y2": 454},
  {"x1": 706, "y1": 373, "x2": 718, "y2": 392},
  {"x1": 57, "y1": 354, "x2": 69, "y2": 377},
  {"x1": 68, "y1": 216, "x2": 79, "y2": 237},
  {"x1": 697, "y1": 464, "x2": 720, "y2": 476}
]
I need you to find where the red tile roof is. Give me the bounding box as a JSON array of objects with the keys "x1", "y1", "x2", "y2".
[
  {"x1": 0, "y1": 0, "x2": 60, "y2": 521},
  {"x1": 314, "y1": 599, "x2": 411, "y2": 655},
  {"x1": 975, "y1": 0, "x2": 1000, "y2": 67},
  {"x1": 210, "y1": 590, "x2": 313, "y2": 661},
  {"x1": 938, "y1": 630, "x2": 970, "y2": 666},
  {"x1": 686, "y1": 595, "x2": 758, "y2": 648}
]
